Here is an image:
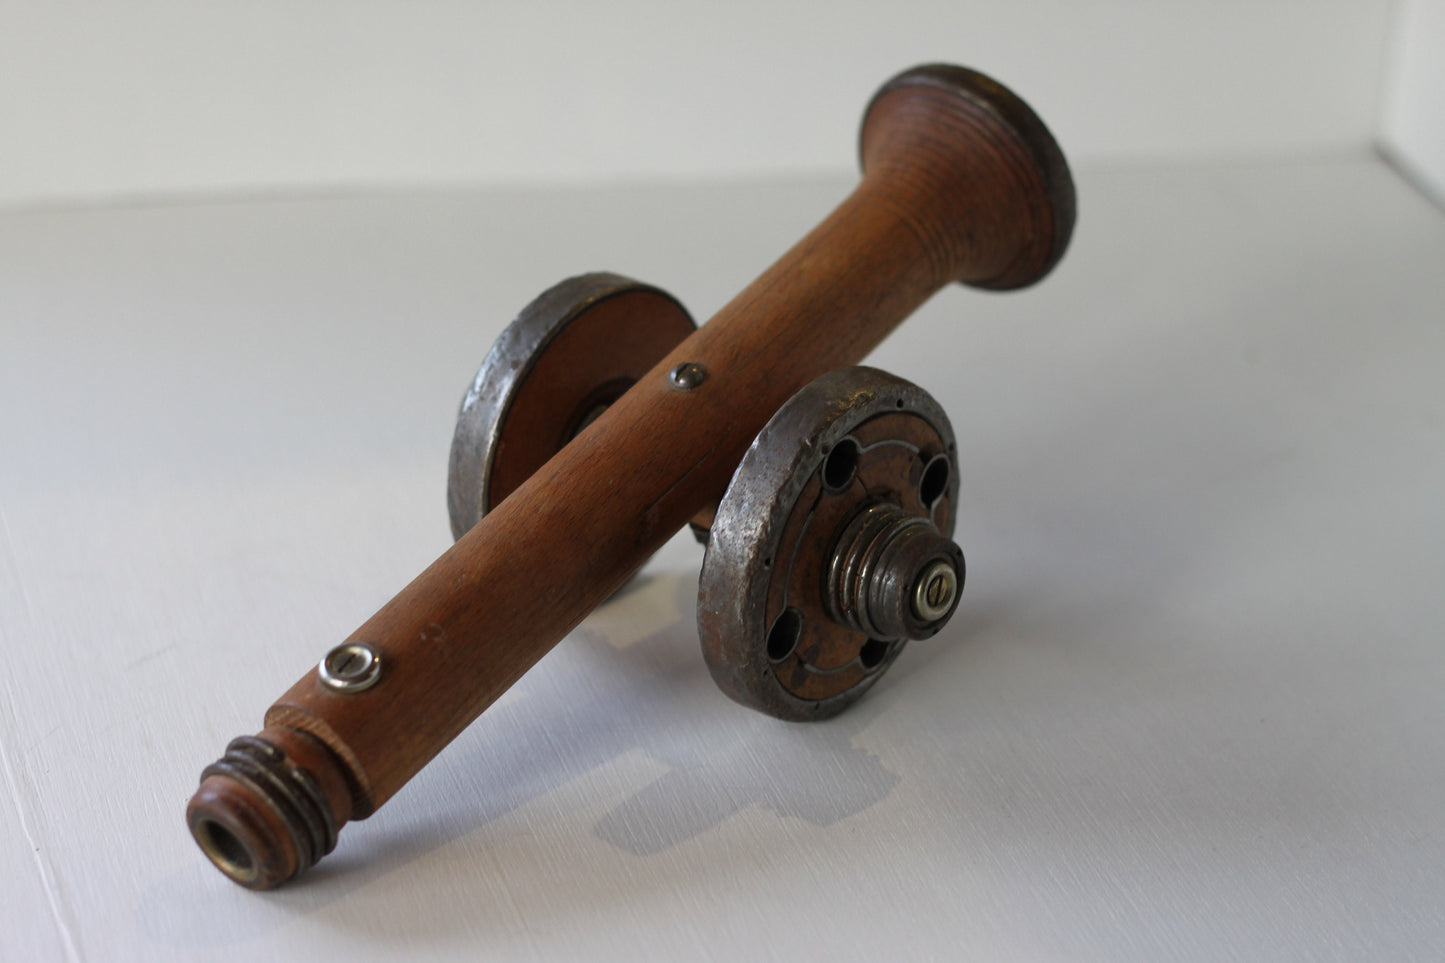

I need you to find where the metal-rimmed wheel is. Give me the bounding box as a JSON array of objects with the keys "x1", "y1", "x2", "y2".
[
  {"x1": 448, "y1": 272, "x2": 696, "y2": 540},
  {"x1": 697, "y1": 366, "x2": 964, "y2": 721}
]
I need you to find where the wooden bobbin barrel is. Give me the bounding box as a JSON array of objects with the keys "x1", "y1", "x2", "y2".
[{"x1": 187, "y1": 63, "x2": 1076, "y2": 889}]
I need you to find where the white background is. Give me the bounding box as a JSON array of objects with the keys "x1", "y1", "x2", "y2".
[
  {"x1": 0, "y1": 0, "x2": 1419, "y2": 207},
  {"x1": 1383, "y1": 0, "x2": 1445, "y2": 198},
  {"x1": 2, "y1": 2, "x2": 1443, "y2": 961}
]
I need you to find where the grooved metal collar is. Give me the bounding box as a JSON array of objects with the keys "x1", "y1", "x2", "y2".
[{"x1": 446, "y1": 272, "x2": 696, "y2": 541}]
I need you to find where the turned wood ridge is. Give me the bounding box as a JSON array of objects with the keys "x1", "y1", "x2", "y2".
[{"x1": 187, "y1": 63, "x2": 1076, "y2": 889}]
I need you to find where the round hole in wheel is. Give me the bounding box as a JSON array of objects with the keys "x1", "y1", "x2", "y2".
[
  {"x1": 823, "y1": 437, "x2": 860, "y2": 491},
  {"x1": 920, "y1": 453, "x2": 951, "y2": 507},
  {"x1": 766, "y1": 608, "x2": 803, "y2": 661},
  {"x1": 859, "y1": 638, "x2": 889, "y2": 669}
]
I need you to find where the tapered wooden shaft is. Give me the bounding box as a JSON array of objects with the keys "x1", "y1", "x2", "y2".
[{"x1": 187, "y1": 64, "x2": 1075, "y2": 889}]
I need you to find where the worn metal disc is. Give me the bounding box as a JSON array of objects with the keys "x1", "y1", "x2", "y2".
[
  {"x1": 698, "y1": 367, "x2": 962, "y2": 721},
  {"x1": 448, "y1": 272, "x2": 696, "y2": 540}
]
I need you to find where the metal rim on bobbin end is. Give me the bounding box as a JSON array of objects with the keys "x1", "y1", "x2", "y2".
[
  {"x1": 697, "y1": 366, "x2": 964, "y2": 722},
  {"x1": 447, "y1": 272, "x2": 696, "y2": 541}
]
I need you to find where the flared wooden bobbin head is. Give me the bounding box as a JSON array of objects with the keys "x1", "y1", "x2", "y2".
[{"x1": 859, "y1": 63, "x2": 1075, "y2": 292}]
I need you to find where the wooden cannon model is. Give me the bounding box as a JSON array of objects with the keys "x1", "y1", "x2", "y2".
[{"x1": 187, "y1": 63, "x2": 1076, "y2": 889}]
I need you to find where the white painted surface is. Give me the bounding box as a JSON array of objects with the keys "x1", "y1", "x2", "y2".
[
  {"x1": 0, "y1": 1, "x2": 1393, "y2": 209},
  {"x1": 2, "y1": 155, "x2": 1443, "y2": 960},
  {"x1": 0, "y1": 727, "x2": 73, "y2": 961},
  {"x1": 1381, "y1": 0, "x2": 1445, "y2": 203}
]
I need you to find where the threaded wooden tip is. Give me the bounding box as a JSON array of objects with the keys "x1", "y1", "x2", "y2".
[{"x1": 187, "y1": 729, "x2": 353, "y2": 889}]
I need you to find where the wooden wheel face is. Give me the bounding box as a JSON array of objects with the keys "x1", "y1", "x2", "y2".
[
  {"x1": 447, "y1": 273, "x2": 696, "y2": 541},
  {"x1": 698, "y1": 367, "x2": 959, "y2": 721}
]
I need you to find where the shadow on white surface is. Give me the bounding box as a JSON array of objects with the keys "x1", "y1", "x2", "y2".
[{"x1": 347, "y1": 568, "x2": 911, "y2": 853}]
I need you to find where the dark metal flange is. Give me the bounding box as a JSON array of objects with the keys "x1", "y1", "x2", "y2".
[
  {"x1": 448, "y1": 272, "x2": 696, "y2": 540},
  {"x1": 697, "y1": 366, "x2": 964, "y2": 721}
]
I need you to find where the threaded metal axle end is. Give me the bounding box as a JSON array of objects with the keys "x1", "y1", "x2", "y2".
[{"x1": 827, "y1": 501, "x2": 964, "y2": 641}]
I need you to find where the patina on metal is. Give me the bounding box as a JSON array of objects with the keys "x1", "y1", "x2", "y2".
[
  {"x1": 697, "y1": 366, "x2": 964, "y2": 721},
  {"x1": 447, "y1": 272, "x2": 696, "y2": 540},
  {"x1": 825, "y1": 501, "x2": 963, "y2": 641}
]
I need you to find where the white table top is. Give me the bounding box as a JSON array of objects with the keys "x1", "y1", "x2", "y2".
[{"x1": 2, "y1": 156, "x2": 1443, "y2": 961}]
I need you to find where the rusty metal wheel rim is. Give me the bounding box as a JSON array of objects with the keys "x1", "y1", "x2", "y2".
[
  {"x1": 697, "y1": 366, "x2": 961, "y2": 721},
  {"x1": 447, "y1": 272, "x2": 696, "y2": 541}
]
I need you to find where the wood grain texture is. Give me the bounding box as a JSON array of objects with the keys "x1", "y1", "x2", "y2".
[{"x1": 188, "y1": 64, "x2": 1075, "y2": 887}]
